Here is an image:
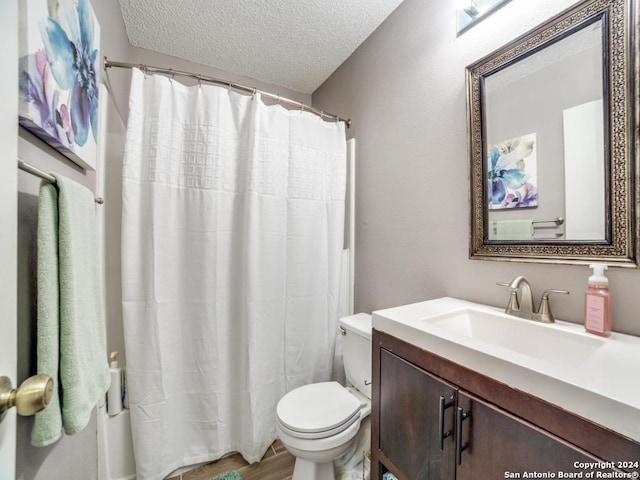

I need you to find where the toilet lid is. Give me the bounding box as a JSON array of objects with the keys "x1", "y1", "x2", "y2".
[{"x1": 277, "y1": 381, "x2": 362, "y2": 435}]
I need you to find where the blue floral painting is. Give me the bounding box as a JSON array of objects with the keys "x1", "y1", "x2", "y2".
[
  {"x1": 19, "y1": 0, "x2": 100, "y2": 170},
  {"x1": 487, "y1": 133, "x2": 538, "y2": 210}
]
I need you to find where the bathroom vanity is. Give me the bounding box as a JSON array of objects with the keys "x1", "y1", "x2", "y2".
[{"x1": 370, "y1": 298, "x2": 640, "y2": 480}]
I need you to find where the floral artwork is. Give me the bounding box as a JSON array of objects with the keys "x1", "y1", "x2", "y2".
[
  {"x1": 487, "y1": 133, "x2": 538, "y2": 209},
  {"x1": 19, "y1": 0, "x2": 100, "y2": 170}
]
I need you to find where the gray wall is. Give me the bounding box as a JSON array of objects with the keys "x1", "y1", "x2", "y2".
[{"x1": 312, "y1": 0, "x2": 640, "y2": 336}]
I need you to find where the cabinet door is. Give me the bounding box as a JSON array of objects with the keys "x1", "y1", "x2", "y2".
[
  {"x1": 379, "y1": 349, "x2": 457, "y2": 480},
  {"x1": 456, "y1": 391, "x2": 613, "y2": 479}
]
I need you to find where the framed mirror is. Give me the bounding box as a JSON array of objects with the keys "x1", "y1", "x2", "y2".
[{"x1": 466, "y1": 0, "x2": 638, "y2": 266}]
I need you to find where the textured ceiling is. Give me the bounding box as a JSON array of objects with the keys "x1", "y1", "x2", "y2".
[{"x1": 118, "y1": 0, "x2": 405, "y2": 94}]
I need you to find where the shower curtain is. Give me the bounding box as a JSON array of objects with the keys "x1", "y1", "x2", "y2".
[{"x1": 121, "y1": 69, "x2": 346, "y2": 480}]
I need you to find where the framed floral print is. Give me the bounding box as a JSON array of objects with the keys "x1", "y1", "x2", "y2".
[
  {"x1": 487, "y1": 133, "x2": 538, "y2": 210},
  {"x1": 19, "y1": 0, "x2": 100, "y2": 170}
]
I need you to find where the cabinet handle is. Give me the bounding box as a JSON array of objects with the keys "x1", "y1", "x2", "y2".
[
  {"x1": 438, "y1": 395, "x2": 453, "y2": 451},
  {"x1": 455, "y1": 406, "x2": 470, "y2": 465}
]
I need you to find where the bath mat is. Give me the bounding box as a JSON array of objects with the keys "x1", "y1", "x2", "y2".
[{"x1": 212, "y1": 471, "x2": 242, "y2": 480}]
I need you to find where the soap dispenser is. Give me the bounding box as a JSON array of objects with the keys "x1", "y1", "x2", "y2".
[
  {"x1": 107, "y1": 351, "x2": 123, "y2": 416},
  {"x1": 584, "y1": 263, "x2": 611, "y2": 337}
]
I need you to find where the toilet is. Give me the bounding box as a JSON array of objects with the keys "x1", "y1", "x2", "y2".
[{"x1": 276, "y1": 313, "x2": 372, "y2": 480}]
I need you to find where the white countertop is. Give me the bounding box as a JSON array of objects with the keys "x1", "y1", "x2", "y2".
[{"x1": 373, "y1": 297, "x2": 640, "y2": 443}]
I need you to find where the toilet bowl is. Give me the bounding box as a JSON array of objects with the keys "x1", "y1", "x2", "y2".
[{"x1": 276, "y1": 313, "x2": 372, "y2": 480}]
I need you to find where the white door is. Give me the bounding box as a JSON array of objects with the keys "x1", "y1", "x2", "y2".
[{"x1": 0, "y1": 0, "x2": 19, "y2": 479}]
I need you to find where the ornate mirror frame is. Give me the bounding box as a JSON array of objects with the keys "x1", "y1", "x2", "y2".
[{"x1": 467, "y1": 0, "x2": 638, "y2": 266}]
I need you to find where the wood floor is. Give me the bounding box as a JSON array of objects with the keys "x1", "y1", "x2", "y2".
[{"x1": 166, "y1": 440, "x2": 295, "y2": 480}]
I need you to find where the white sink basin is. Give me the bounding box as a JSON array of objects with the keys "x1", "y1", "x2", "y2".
[
  {"x1": 424, "y1": 308, "x2": 605, "y2": 368},
  {"x1": 373, "y1": 297, "x2": 640, "y2": 443}
]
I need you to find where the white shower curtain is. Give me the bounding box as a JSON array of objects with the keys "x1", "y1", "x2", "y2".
[{"x1": 121, "y1": 69, "x2": 346, "y2": 480}]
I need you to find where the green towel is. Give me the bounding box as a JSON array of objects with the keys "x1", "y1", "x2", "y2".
[
  {"x1": 32, "y1": 176, "x2": 110, "y2": 446},
  {"x1": 212, "y1": 472, "x2": 242, "y2": 480},
  {"x1": 33, "y1": 182, "x2": 62, "y2": 446}
]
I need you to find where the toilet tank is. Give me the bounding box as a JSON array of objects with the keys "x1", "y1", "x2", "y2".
[{"x1": 339, "y1": 313, "x2": 372, "y2": 399}]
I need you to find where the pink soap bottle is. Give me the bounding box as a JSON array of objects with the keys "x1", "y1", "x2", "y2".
[{"x1": 584, "y1": 263, "x2": 611, "y2": 337}]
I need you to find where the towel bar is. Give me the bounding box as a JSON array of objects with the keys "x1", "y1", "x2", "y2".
[
  {"x1": 532, "y1": 217, "x2": 564, "y2": 227},
  {"x1": 18, "y1": 159, "x2": 104, "y2": 204}
]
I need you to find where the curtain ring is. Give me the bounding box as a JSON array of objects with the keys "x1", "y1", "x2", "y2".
[
  {"x1": 300, "y1": 104, "x2": 305, "y2": 114},
  {"x1": 277, "y1": 94, "x2": 281, "y2": 105},
  {"x1": 252, "y1": 88, "x2": 257, "y2": 98},
  {"x1": 227, "y1": 83, "x2": 232, "y2": 94},
  {"x1": 320, "y1": 110, "x2": 324, "y2": 121}
]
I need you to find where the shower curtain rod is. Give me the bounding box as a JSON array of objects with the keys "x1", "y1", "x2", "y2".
[
  {"x1": 17, "y1": 159, "x2": 105, "y2": 204},
  {"x1": 103, "y1": 57, "x2": 351, "y2": 128}
]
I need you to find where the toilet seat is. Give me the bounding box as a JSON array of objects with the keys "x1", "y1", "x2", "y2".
[{"x1": 277, "y1": 382, "x2": 364, "y2": 440}]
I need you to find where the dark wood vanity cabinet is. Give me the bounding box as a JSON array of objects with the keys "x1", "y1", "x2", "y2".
[
  {"x1": 379, "y1": 349, "x2": 456, "y2": 479},
  {"x1": 372, "y1": 329, "x2": 640, "y2": 480},
  {"x1": 455, "y1": 392, "x2": 609, "y2": 479}
]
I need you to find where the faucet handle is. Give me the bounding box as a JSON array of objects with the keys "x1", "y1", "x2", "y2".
[
  {"x1": 537, "y1": 289, "x2": 569, "y2": 323},
  {"x1": 496, "y1": 281, "x2": 519, "y2": 315},
  {"x1": 541, "y1": 289, "x2": 570, "y2": 298}
]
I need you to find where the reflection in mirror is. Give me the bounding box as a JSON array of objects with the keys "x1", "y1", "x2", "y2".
[
  {"x1": 466, "y1": 0, "x2": 637, "y2": 266},
  {"x1": 484, "y1": 19, "x2": 606, "y2": 242},
  {"x1": 456, "y1": 0, "x2": 513, "y2": 35}
]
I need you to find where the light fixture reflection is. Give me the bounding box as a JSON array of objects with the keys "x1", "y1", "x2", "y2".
[
  {"x1": 456, "y1": 0, "x2": 512, "y2": 35},
  {"x1": 463, "y1": 1, "x2": 480, "y2": 17}
]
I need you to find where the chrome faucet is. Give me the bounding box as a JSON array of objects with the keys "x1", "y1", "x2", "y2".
[
  {"x1": 497, "y1": 276, "x2": 569, "y2": 323},
  {"x1": 498, "y1": 276, "x2": 534, "y2": 319}
]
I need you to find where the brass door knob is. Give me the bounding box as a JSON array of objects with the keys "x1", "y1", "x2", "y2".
[{"x1": 0, "y1": 375, "x2": 53, "y2": 422}]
